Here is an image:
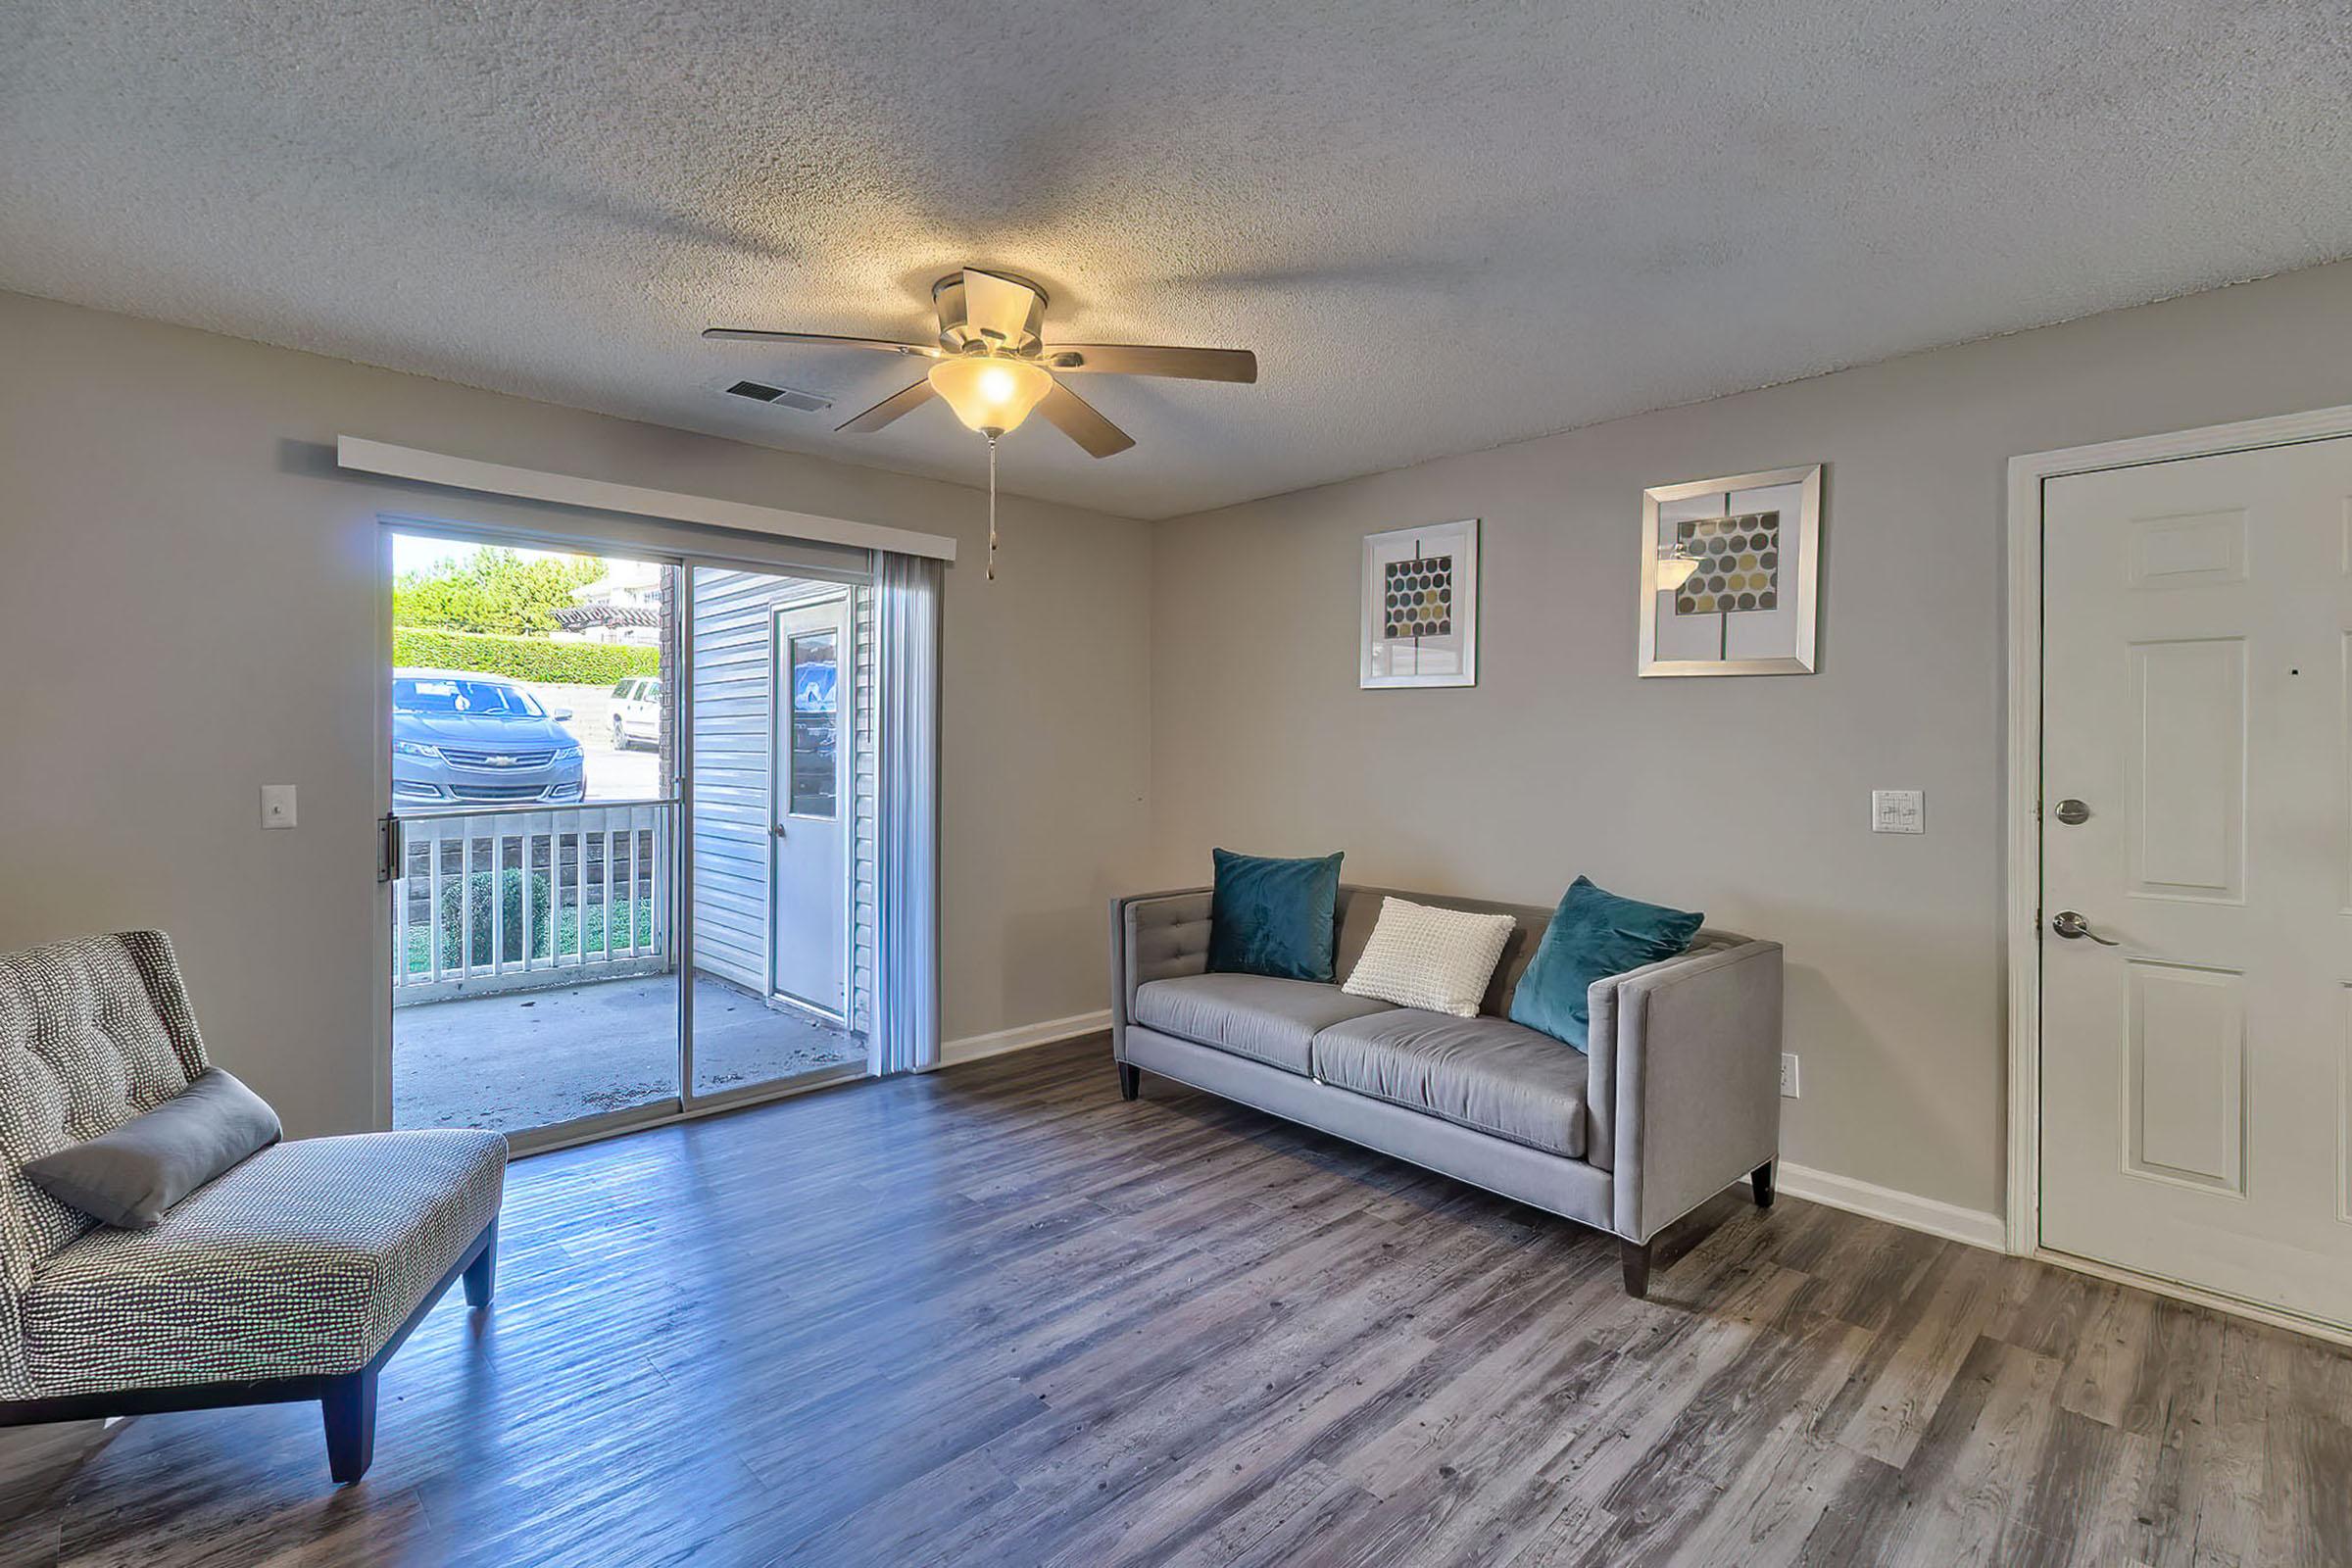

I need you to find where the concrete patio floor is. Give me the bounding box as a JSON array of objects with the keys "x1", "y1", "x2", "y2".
[{"x1": 394, "y1": 971, "x2": 862, "y2": 1135}]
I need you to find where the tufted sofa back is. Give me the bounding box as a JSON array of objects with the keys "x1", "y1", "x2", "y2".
[{"x1": 0, "y1": 932, "x2": 209, "y2": 1388}]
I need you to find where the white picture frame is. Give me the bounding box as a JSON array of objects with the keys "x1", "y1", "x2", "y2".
[
  {"x1": 1361, "y1": 518, "x2": 1479, "y2": 688},
  {"x1": 1638, "y1": 464, "x2": 1821, "y2": 677}
]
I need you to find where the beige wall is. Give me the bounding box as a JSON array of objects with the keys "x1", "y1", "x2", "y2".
[
  {"x1": 0, "y1": 290, "x2": 1152, "y2": 1138},
  {"x1": 15, "y1": 256, "x2": 2352, "y2": 1213},
  {"x1": 1149, "y1": 260, "x2": 2352, "y2": 1218}
]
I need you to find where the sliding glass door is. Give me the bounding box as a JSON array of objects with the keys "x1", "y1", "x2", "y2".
[
  {"x1": 383, "y1": 525, "x2": 872, "y2": 1151},
  {"x1": 385, "y1": 531, "x2": 682, "y2": 1144}
]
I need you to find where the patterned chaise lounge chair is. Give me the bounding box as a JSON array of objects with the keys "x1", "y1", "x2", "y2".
[{"x1": 0, "y1": 931, "x2": 506, "y2": 1482}]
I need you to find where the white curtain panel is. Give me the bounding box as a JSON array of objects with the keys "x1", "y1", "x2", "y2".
[{"x1": 871, "y1": 550, "x2": 943, "y2": 1074}]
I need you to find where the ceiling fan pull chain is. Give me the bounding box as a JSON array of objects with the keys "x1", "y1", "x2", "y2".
[{"x1": 987, "y1": 432, "x2": 1000, "y2": 582}]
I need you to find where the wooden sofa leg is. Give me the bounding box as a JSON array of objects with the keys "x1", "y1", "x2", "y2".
[
  {"x1": 1751, "y1": 1160, "x2": 1776, "y2": 1209},
  {"x1": 464, "y1": 1219, "x2": 499, "y2": 1308},
  {"x1": 322, "y1": 1369, "x2": 378, "y2": 1484},
  {"x1": 1620, "y1": 1239, "x2": 1652, "y2": 1300},
  {"x1": 1117, "y1": 1062, "x2": 1141, "y2": 1101}
]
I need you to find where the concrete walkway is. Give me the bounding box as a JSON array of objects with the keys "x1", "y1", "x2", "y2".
[{"x1": 394, "y1": 971, "x2": 861, "y2": 1135}]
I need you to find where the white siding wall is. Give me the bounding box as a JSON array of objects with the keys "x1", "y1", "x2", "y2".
[
  {"x1": 689, "y1": 569, "x2": 874, "y2": 1033},
  {"x1": 689, "y1": 570, "x2": 780, "y2": 994}
]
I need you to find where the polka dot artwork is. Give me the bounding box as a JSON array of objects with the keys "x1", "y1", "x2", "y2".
[
  {"x1": 1383, "y1": 553, "x2": 1453, "y2": 640},
  {"x1": 1673, "y1": 511, "x2": 1781, "y2": 616}
]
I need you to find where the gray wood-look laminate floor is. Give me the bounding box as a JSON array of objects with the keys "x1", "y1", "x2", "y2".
[{"x1": 8, "y1": 1035, "x2": 2349, "y2": 1567}]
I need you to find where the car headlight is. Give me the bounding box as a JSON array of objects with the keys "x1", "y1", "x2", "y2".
[
  {"x1": 393, "y1": 740, "x2": 441, "y2": 760},
  {"x1": 552, "y1": 744, "x2": 584, "y2": 761}
]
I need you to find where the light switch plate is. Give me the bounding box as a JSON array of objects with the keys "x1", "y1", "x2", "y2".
[
  {"x1": 260, "y1": 784, "x2": 298, "y2": 829},
  {"x1": 1871, "y1": 789, "x2": 1924, "y2": 834}
]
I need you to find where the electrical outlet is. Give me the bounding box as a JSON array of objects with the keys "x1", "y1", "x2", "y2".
[{"x1": 1780, "y1": 1053, "x2": 1799, "y2": 1099}]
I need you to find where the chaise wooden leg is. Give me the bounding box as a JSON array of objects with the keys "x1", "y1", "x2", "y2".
[
  {"x1": 321, "y1": 1369, "x2": 378, "y2": 1484},
  {"x1": 464, "y1": 1219, "x2": 498, "y2": 1308},
  {"x1": 1117, "y1": 1062, "x2": 1141, "y2": 1101},
  {"x1": 1751, "y1": 1160, "x2": 1776, "y2": 1209},
  {"x1": 1619, "y1": 1238, "x2": 1652, "y2": 1300}
]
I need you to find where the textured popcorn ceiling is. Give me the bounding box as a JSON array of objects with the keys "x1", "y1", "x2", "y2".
[{"x1": 4, "y1": 1, "x2": 2350, "y2": 519}]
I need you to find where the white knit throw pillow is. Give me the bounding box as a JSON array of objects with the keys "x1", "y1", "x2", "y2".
[{"x1": 1341, "y1": 897, "x2": 1518, "y2": 1017}]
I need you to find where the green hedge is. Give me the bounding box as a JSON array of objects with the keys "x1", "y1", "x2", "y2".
[
  {"x1": 402, "y1": 888, "x2": 658, "y2": 975},
  {"x1": 394, "y1": 626, "x2": 658, "y2": 684},
  {"x1": 437, "y1": 868, "x2": 553, "y2": 969}
]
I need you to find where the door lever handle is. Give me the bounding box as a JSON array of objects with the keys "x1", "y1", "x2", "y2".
[{"x1": 2050, "y1": 910, "x2": 2121, "y2": 946}]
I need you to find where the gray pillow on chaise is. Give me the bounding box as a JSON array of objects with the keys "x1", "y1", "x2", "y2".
[{"x1": 24, "y1": 1067, "x2": 282, "y2": 1229}]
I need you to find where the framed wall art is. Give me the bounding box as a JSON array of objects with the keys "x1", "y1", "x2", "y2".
[
  {"x1": 1638, "y1": 465, "x2": 1821, "y2": 676},
  {"x1": 1361, "y1": 518, "x2": 1478, "y2": 688}
]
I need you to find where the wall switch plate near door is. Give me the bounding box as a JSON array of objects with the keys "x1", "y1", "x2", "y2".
[
  {"x1": 260, "y1": 784, "x2": 297, "y2": 829},
  {"x1": 1870, "y1": 789, "x2": 1924, "y2": 834}
]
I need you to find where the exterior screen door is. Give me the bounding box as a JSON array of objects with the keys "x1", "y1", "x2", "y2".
[
  {"x1": 2040, "y1": 433, "x2": 2352, "y2": 1328},
  {"x1": 772, "y1": 598, "x2": 851, "y2": 1016}
]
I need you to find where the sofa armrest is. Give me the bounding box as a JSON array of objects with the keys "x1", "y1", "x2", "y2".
[
  {"x1": 1587, "y1": 939, "x2": 1783, "y2": 1242},
  {"x1": 1108, "y1": 888, "x2": 1214, "y2": 1060}
]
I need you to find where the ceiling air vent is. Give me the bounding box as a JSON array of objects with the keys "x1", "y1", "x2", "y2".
[{"x1": 714, "y1": 377, "x2": 832, "y2": 415}]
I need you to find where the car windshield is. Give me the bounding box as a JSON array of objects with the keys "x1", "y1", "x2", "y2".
[{"x1": 394, "y1": 677, "x2": 545, "y2": 717}]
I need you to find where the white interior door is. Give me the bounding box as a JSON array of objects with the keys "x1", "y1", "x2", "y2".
[
  {"x1": 770, "y1": 598, "x2": 849, "y2": 1016},
  {"x1": 2041, "y1": 434, "x2": 2352, "y2": 1326}
]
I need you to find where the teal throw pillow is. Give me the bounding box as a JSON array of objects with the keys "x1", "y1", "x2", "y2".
[
  {"x1": 1509, "y1": 876, "x2": 1704, "y2": 1050},
  {"x1": 1206, "y1": 849, "x2": 1345, "y2": 982}
]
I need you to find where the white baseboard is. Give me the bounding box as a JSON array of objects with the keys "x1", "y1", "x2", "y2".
[
  {"x1": 935, "y1": 1008, "x2": 1111, "y2": 1069},
  {"x1": 1774, "y1": 1161, "x2": 2007, "y2": 1252}
]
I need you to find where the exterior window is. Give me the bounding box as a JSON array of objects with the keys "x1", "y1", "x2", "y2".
[{"x1": 788, "y1": 630, "x2": 838, "y2": 818}]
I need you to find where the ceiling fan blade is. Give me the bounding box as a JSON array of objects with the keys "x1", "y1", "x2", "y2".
[
  {"x1": 703, "y1": 328, "x2": 939, "y2": 358},
  {"x1": 1040, "y1": 344, "x2": 1257, "y2": 383},
  {"x1": 1035, "y1": 378, "x2": 1136, "y2": 459},
  {"x1": 837, "y1": 377, "x2": 939, "y2": 433}
]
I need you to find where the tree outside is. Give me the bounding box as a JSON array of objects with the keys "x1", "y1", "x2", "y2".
[{"x1": 394, "y1": 547, "x2": 606, "y2": 636}]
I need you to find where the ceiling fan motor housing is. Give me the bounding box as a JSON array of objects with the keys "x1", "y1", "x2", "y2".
[{"x1": 933, "y1": 268, "x2": 1048, "y2": 356}]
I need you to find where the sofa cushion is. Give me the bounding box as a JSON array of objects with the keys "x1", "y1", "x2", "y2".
[
  {"x1": 20, "y1": 1128, "x2": 506, "y2": 1396},
  {"x1": 1330, "y1": 887, "x2": 1553, "y2": 1018},
  {"x1": 25, "y1": 1067, "x2": 282, "y2": 1231},
  {"x1": 1207, "y1": 849, "x2": 1346, "y2": 982},
  {"x1": 1342, "y1": 897, "x2": 1519, "y2": 1017},
  {"x1": 1510, "y1": 876, "x2": 1704, "y2": 1050},
  {"x1": 1133, "y1": 973, "x2": 1394, "y2": 1076},
  {"x1": 1311, "y1": 1010, "x2": 1590, "y2": 1158}
]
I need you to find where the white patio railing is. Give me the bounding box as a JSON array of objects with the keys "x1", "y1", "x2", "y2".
[{"x1": 392, "y1": 801, "x2": 676, "y2": 1004}]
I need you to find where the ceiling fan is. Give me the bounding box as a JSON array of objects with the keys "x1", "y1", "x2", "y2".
[
  {"x1": 703, "y1": 267, "x2": 1257, "y2": 462},
  {"x1": 705, "y1": 268, "x2": 1257, "y2": 577}
]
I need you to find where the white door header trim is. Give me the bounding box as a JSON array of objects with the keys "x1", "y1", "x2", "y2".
[{"x1": 338, "y1": 436, "x2": 958, "y2": 563}]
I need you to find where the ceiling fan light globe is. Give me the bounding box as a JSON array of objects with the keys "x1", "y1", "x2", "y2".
[
  {"x1": 1656, "y1": 553, "x2": 1700, "y2": 591},
  {"x1": 928, "y1": 356, "x2": 1052, "y2": 436}
]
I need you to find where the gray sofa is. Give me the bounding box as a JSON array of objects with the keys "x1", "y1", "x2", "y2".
[{"x1": 1109, "y1": 884, "x2": 1783, "y2": 1296}]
